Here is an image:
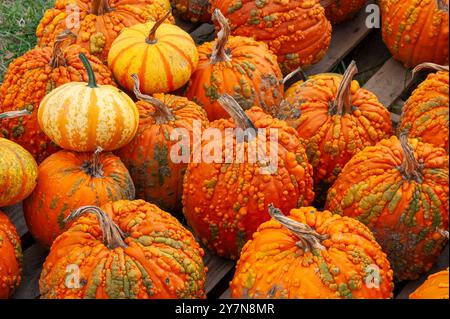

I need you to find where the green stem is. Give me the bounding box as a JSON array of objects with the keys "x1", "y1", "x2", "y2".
[
  {"x1": 0, "y1": 109, "x2": 32, "y2": 120},
  {"x1": 79, "y1": 53, "x2": 98, "y2": 88}
]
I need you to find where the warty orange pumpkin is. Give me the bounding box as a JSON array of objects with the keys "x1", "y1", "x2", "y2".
[
  {"x1": 38, "y1": 53, "x2": 139, "y2": 152},
  {"x1": 39, "y1": 200, "x2": 207, "y2": 299},
  {"x1": 182, "y1": 94, "x2": 314, "y2": 259},
  {"x1": 398, "y1": 63, "x2": 449, "y2": 153},
  {"x1": 380, "y1": 0, "x2": 449, "y2": 68},
  {"x1": 210, "y1": 0, "x2": 332, "y2": 74},
  {"x1": 108, "y1": 10, "x2": 198, "y2": 95},
  {"x1": 185, "y1": 9, "x2": 283, "y2": 121},
  {"x1": 326, "y1": 132, "x2": 449, "y2": 281},
  {"x1": 410, "y1": 268, "x2": 449, "y2": 299},
  {"x1": 172, "y1": 0, "x2": 212, "y2": 23},
  {"x1": 36, "y1": 0, "x2": 174, "y2": 62},
  {"x1": 23, "y1": 148, "x2": 135, "y2": 247},
  {"x1": 0, "y1": 31, "x2": 115, "y2": 163},
  {"x1": 116, "y1": 74, "x2": 209, "y2": 215},
  {"x1": 0, "y1": 211, "x2": 22, "y2": 299},
  {"x1": 230, "y1": 205, "x2": 394, "y2": 299},
  {"x1": 324, "y1": 0, "x2": 368, "y2": 24}
]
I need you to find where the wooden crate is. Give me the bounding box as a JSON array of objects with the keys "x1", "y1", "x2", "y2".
[{"x1": 3, "y1": 1, "x2": 448, "y2": 299}]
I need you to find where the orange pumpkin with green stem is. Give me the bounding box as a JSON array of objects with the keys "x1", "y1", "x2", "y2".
[
  {"x1": 230, "y1": 205, "x2": 394, "y2": 299},
  {"x1": 23, "y1": 148, "x2": 135, "y2": 247},
  {"x1": 116, "y1": 74, "x2": 209, "y2": 215},
  {"x1": 185, "y1": 9, "x2": 283, "y2": 120},
  {"x1": 182, "y1": 94, "x2": 314, "y2": 259},
  {"x1": 39, "y1": 200, "x2": 207, "y2": 299},
  {"x1": 326, "y1": 132, "x2": 449, "y2": 281}
]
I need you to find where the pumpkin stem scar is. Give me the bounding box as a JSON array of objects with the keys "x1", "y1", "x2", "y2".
[
  {"x1": 210, "y1": 9, "x2": 232, "y2": 63},
  {"x1": 146, "y1": 8, "x2": 172, "y2": 44},
  {"x1": 282, "y1": 67, "x2": 308, "y2": 86},
  {"x1": 131, "y1": 74, "x2": 175, "y2": 123},
  {"x1": 217, "y1": 94, "x2": 257, "y2": 140},
  {"x1": 65, "y1": 205, "x2": 128, "y2": 249},
  {"x1": 398, "y1": 130, "x2": 424, "y2": 183},
  {"x1": 412, "y1": 62, "x2": 450, "y2": 79},
  {"x1": 436, "y1": 0, "x2": 449, "y2": 12},
  {"x1": 81, "y1": 146, "x2": 105, "y2": 178},
  {"x1": 268, "y1": 204, "x2": 329, "y2": 252},
  {"x1": 49, "y1": 30, "x2": 77, "y2": 68},
  {"x1": 91, "y1": 0, "x2": 115, "y2": 16},
  {"x1": 332, "y1": 60, "x2": 358, "y2": 116},
  {"x1": 79, "y1": 53, "x2": 98, "y2": 88},
  {"x1": 0, "y1": 109, "x2": 32, "y2": 120}
]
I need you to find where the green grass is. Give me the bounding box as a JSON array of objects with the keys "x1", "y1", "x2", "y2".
[{"x1": 0, "y1": 0, "x2": 54, "y2": 81}]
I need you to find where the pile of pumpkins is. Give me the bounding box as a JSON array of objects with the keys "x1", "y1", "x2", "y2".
[{"x1": 0, "y1": 0, "x2": 448, "y2": 299}]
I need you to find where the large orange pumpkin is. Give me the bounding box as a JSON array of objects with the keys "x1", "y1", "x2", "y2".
[
  {"x1": 0, "y1": 211, "x2": 22, "y2": 299},
  {"x1": 325, "y1": 0, "x2": 367, "y2": 24},
  {"x1": 0, "y1": 32, "x2": 115, "y2": 163},
  {"x1": 185, "y1": 9, "x2": 283, "y2": 121},
  {"x1": 36, "y1": 0, "x2": 174, "y2": 62},
  {"x1": 326, "y1": 133, "x2": 449, "y2": 281},
  {"x1": 279, "y1": 61, "x2": 393, "y2": 187},
  {"x1": 410, "y1": 268, "x2": 449, "y2": 299},
  {"x1": 108, "y1": 11, "x2": 198, "y2": 94},
  {"x1": 39, "y1": 200, "x2": 207, "y2": 299},
  {"x1": 182, "y1": 94, "x2": 314, "y2": 259},
  {"x1": 116, "y1": 75, "x2": 209, "y2": 214},
  {"x1": 172, "y1": 0, "x2": 212, "y2": 23},
  {"x1": 380, "y1": 0, "x2": 449, "y2": 68},
  {"x1": 24, "y1": 148, "x2": 135, "y2": 247},
  {"x1": 398, "y1": 63, "x2": 449, "y2": 152},
  {"x1": 210, "y1": 0, "x2": 332, "y2": 74},
  {"x1": 231, "y1": 205, "x2": 394, "y2": 299},
  {"x1": 38, "y1": 53, "x2": 139, "y2": 152}
]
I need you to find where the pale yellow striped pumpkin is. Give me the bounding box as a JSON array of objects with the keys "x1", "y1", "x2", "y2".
[
  {"x1": 108, "y1": 10, "x2": 198, "y2": 94},
  {"x1": 38, "y1": 53, "x2": 139, "y2": 152}
]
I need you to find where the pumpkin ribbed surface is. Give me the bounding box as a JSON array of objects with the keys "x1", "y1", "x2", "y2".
[
  {"x1": 39, "y1": 200, "x2": 207, "y2": 299},
  {"x1": 231, "y1": 206, "x2": 394, "y2": 299},
  {"x1": 0, "y1": 211, "x2": 22, "y2": 299},
  {"x1": 326, "y1": 135, "x2": 449, "y2": 281},
  {"x1": 325, "y1": 0, "x2": 367, "y2": 24},
  {"x1": 410, "y1": 268, "x2": 449, "y2": 299}
]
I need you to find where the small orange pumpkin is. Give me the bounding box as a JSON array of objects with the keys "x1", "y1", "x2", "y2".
[{"x1": 325, "y1": 0, "x2": 367, "y2": 24}]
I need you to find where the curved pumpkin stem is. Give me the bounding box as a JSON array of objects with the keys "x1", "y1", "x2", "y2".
[
  {"x1": 332, "y1": 60, "x2": 358, "y2": 116},
  {"x1": 268, "y1": 204, "x2": 329, "y2": 252},
  {"x1": 282, "y1": 67, "x2": 308, "y2": 85},
  {"x1": 0, "y1": 109, "x2": 32, "y2": 120},
  {"x1": 79, "y1": 53, "x2": 98, "y2": 88},
  {"x1": 91, "y1": 0, "x2": 114, "y2": 16},
  {"x1": 398, "y1": 130, "x2": 424, "y2": 183},
  {"x1": 437, "y1": 229, "x2": 449, "y2": 239},
  {"x1": 131, "y1": 74, "x2": 175, "y2": 123},
  {"x1": 210, "y1": 9, "x2": 232, "y2": 63},
  {"x1": 65, "y1": 206, "x2": 127, "y2": 250},
  {"x1": 217, "y1": 94, "x2": 257, "y2": 140},
  {"x1": 436, "y1": 0, "x2": 449, "y2": 12},
  {"x1": 412, "y1": 62, "x2": 449, "y2": 78},
  {"x1": 49, "y1": 30, "x2": 77, "y2": 68},
  {"x1": 147, "y1": 9, "x2": 172, "y2": 44},
  {"x1": 81, "y1": 146, "x2": 104, "y2": 178}
]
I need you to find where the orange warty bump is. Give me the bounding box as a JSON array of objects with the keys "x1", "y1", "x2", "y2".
[
  {"x1": 398, "y1": 63, "x2": 449, "y2": 153},
  {"x1": 182, "y1": 95, "x2": 314, "y2": 259},
  {"x1": 24, "y1": 149, "x2": 135, "y2": 247},
  {"x1": 380, "y1": 0, "x2": 449, "y2": 68},
  {"x1": 39, "y1": 200, "x2": 207, "y2": 299},
  {"x1": 36, "y1": 0, "x2": 174, "y2": 62},
  {"x1": 326, "y1": 133, "x2": 449, "y2": 281},
  {"x1": 172, "y1": 0, "x2": 212, "y2": 23},
  {"x1": 185, "y1": 9, "x2": 283, "y2": 121},
  {"x1": 0, "y1": 32, "x2": 114, "y2": 163},
  {"x1": 324, "y1": 0, "x2": 367, "y2": 24},
  {"x1": 231, "y1": 205, "x2": 394, "y2": 299},
  {"x1": 410, "y1": 268, "x2": 449, "y2": 299},
  {"x1": 210, "y1": 0, "x2": 332, "y2": 74},
  {"x1": 0, "y1": 211, "x2": 22, "y2": 299}
]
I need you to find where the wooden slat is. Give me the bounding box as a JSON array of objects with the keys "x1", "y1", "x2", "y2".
[
  {"x1": 204, "y1": 251, "x2": 235, "y2": 294},
  {"x1": 189, "y1": 23, "x2": 215, "y2": 45},
  {"x1": 2, "y1": 203, "x2": 27, "y2": 237},
  {"x1": 219, "y1": 288, "x2": 231, "y2": 299}
]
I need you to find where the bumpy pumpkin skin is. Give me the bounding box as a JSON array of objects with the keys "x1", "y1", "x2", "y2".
[
  {"x1": 185, "y1": 36, "x2": 283, "y2": 121},
  {"x1": 36, "y1": 0, "x2": 174, "y2": 62},
  {"x1": 410, "y1": 268, "x2": 449, "y2": 299},
  {"x1": 0, "y1": 211, "x2": 22, "y2": 299},
  {"x1": 231, "y1": 207, "x2": 394, "y2": 299},
  {"x1": 326, "y1": 136, "x2": 449, "y2": 281},
  {"x1": 0, "y1": 45, "x2": 114, "y2": 163},
  {"x1": 0, "y1": 138, "x2": 38, "y2": 207},
  {"x1": 279, "y1": 68, "x2": 393, "y2": 186},
  {"x1": 210, "y1": 0, "x2": 332, "y2": 74},
  {"x1": 172, "y1": 0, "x2": 212, "y2": 23},
  {"x1": 325, "y1": 0, "x2": 367, "y2": 24},
  {"x1": 398, "y1": 69, "x2": 449, "y2": 152},
  {"x1": 380, "y1": 0, "x2": 449, "y2": 68},
  {"x1": 24, "y1": 150, "x2": 135, "y2": 247},
  {"x1": 39, "y1": 200, "x2": 207, "y2": 299},
  {"x1": 182, "y1": 106, "x2": 314, "y2": 259},
  {"x1": 117, "y1": 94, "x2": 209, "y2": 215}
]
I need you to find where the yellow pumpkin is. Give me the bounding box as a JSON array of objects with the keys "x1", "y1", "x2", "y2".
[
  {"x1": 38, "y1": 53, "x2": 139, "y2": 152},
  {"x1": 108, "y1": 10, "x2": 199, "y2": 94}
]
